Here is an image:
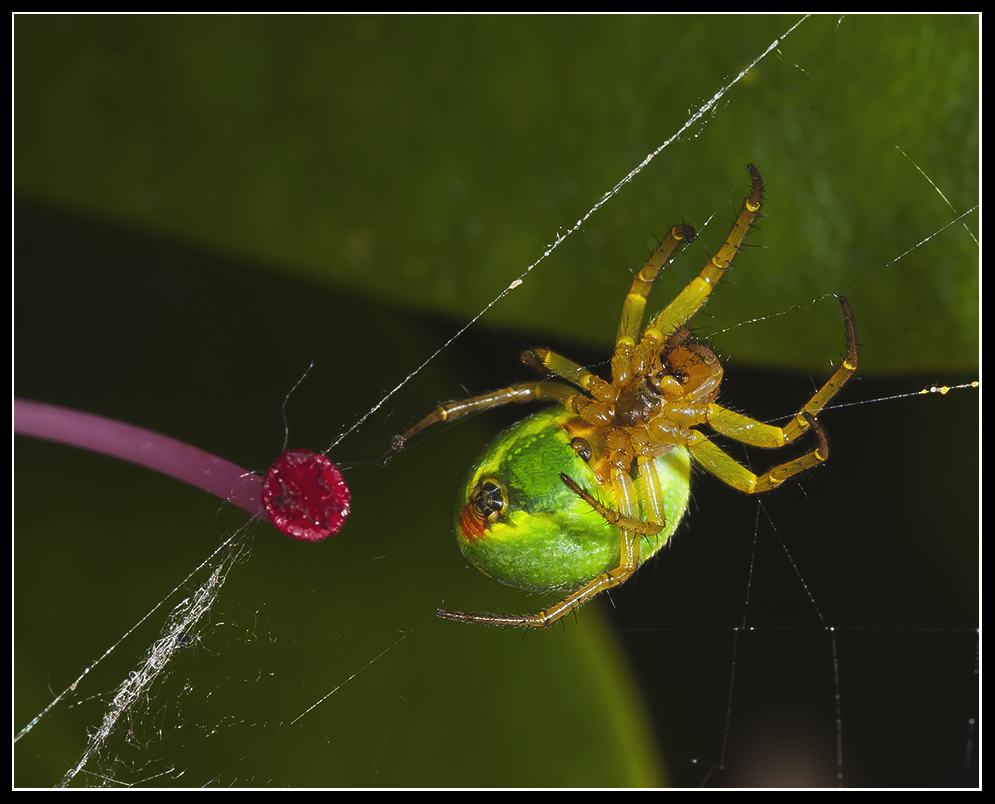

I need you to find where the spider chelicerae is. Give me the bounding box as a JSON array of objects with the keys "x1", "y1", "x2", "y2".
[{"x1": 383, "y1": 164, "x2": 858, "y2": 628}]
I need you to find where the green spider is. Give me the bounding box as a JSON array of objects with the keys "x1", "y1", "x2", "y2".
[{"x1": 383, "y1": 165, "x2": 858, "y2": 628}]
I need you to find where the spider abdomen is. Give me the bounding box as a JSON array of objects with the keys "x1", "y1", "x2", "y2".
[{"x1": 454, "y1": 406, "x2": 691, "y2": 594}]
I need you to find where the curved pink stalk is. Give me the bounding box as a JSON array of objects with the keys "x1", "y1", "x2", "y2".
[{"x1": 14, "y1": 398, "x2": 264, "y2": 517}]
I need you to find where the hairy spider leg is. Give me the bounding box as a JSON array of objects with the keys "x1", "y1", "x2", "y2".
[
  {"x1": 380, "y1": 379, "x2": 577, "y2": 461},
  {"x1": 690, "y1": 295, "x2": 859, "y2": 493},
  {"x1": 611, "y1": 222, "x2": 697, "y2": 385},
  {"x1": 645, "y1": 163, "x2": 764, "y2": 343}
]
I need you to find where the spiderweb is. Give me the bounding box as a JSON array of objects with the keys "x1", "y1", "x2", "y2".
[{"x1": 15, "y1": 15, "x2": 978, "y2": 787}]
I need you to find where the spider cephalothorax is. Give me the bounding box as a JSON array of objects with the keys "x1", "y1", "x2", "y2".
[{"x1": 383, "y1": 164, "x2": 858, "y2": 627}]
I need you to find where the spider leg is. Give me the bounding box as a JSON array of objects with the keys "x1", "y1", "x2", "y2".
[
  {"x1": 686, "y1": 296, "x2": 857, "y2": 493},
  {"x1": 558, "y1": 472, "x2": 664, "y2": 538},
  {"x1": 706, "y1": 296, "x2": 858, "y2": 445},
  {"x1": 521, "y1": 348, "x2": 619, "y2": 427},
  {"x1": 380, "y1": 379, "x2": 577, "y2": 461},
  {"x1": 436, "y1": 563, "x2": 635, "y2": 628},
  {"x1": 689, "y1": 411, "x2": 830, "y2": 494},
  {"x1": 612, "y1": 223, "x2": 696, "y2": 384},
  {"x1": 645, "y1": 164, "x2": 764, "y2": 339},
  {"x1": 383, "y1": 339, "x2": 632, "y2": 462}
]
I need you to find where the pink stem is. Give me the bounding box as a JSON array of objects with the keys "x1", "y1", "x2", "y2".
[{"x1": 14, "y1": 398, "x2": 264, "y2": 517}]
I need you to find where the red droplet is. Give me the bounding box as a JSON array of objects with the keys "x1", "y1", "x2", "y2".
[{"x1": 262, "y1": 449, "x2": 351, "y2": 542}]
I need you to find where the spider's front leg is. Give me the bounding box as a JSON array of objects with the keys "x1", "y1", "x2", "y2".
[
  {"x1": 645, "y1": 164, "x2": 765, "y2": 340},
  {"x1": 380, "y1": 379, "x2": 574, "y2": 462},
  {"x1": 381, "y1": 341, "x2": 622, "y2": 463}
]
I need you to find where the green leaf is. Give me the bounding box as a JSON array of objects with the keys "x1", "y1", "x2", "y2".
[{"x1": 16, "y1": 15, "x2": 978, "y2": 373}]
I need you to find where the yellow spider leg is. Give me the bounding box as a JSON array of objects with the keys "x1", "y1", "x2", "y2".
[
  {"x1": 380, "y1": 379, "x2": 578, "y2": 461},
  {"x1": 436, "y1": 474, "x2": 663, "y2": 628},
  {"x1": 612, "y1": 223, "x2": 696, "y2": 384},
  {"x1": 645, "y1": 164, "x2": 764, "y2": 339},
  {"x1": 790, "y1": 295, "x2": 859, "y2": 427},
  {"x1": 436, "y1": 570, "x2": 627, "y2": 628},
  {"x1": 689, "y1": 412, "x2": 829, "y2": 494},
  {"x1": 690, "y1": 298, "x2": 857, "y2": 493},
  {"x1": 706, "y1": 296, "x2": 859, "y2": 447},
  {"x1": 522, "y1": 348, "x2": 602, "y2": 395},
  {"x1": 635, "y1": 451, "x2": 669, "y2": 526},
  {"x1": 705, "y1": 405, "x2": 796, "y2": 448},
  {"x1": 522, "y1": 348, "x2": 618, "y2": 426}
]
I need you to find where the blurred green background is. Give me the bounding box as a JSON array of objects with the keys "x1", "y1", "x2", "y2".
[{"x1": 15, "y1": 15, "x2": 977, "y2": 787}]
